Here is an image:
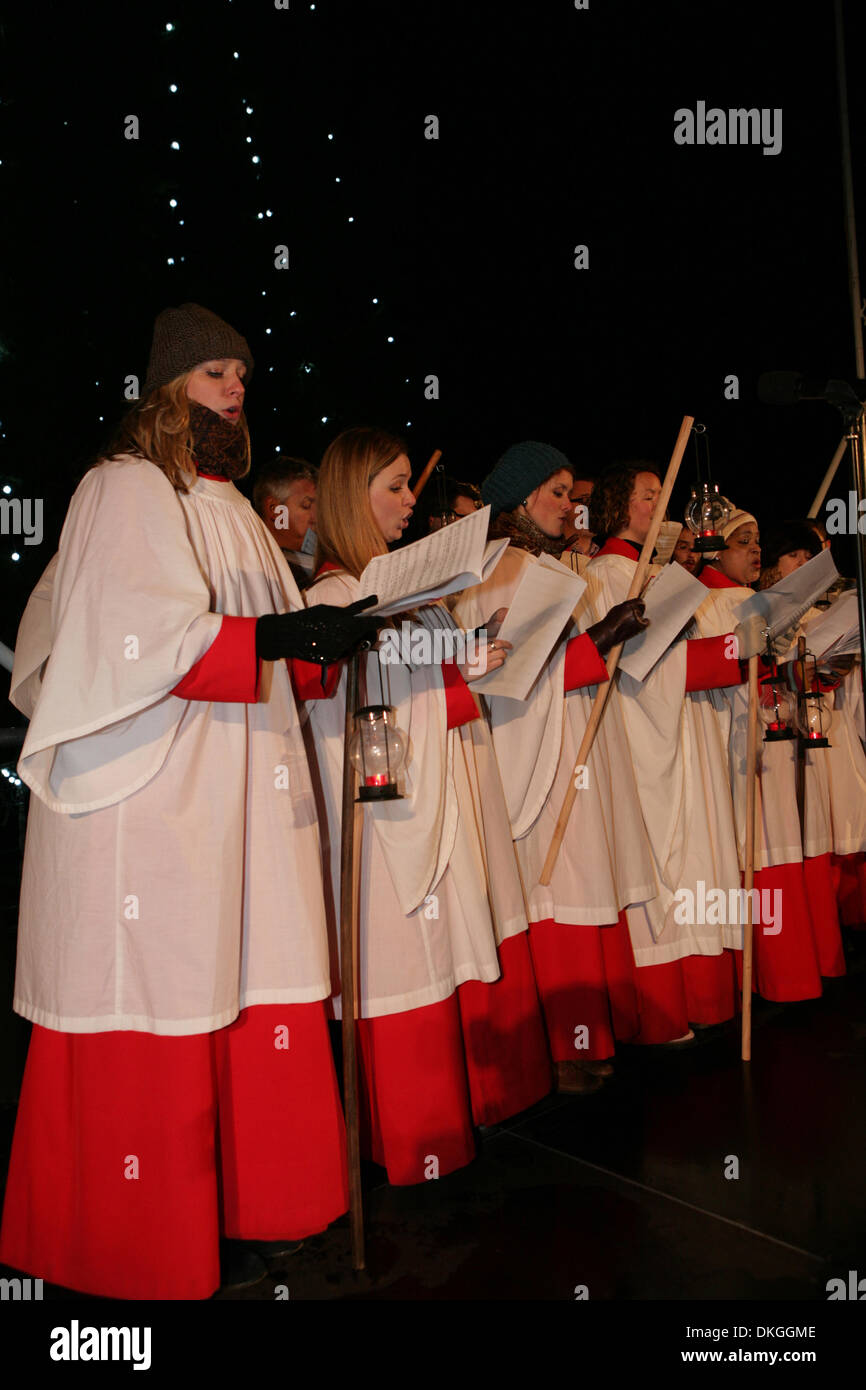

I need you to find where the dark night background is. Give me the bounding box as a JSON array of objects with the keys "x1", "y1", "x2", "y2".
[{"x1": 2, "y1": 0, "x2": 865, "y2": 653}]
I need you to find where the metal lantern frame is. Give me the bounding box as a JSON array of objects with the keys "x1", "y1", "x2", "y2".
[{"x1": 684, "y1": 425, "x2": 734, "y2": 553}]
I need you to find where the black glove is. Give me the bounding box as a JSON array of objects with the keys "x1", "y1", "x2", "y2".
[
  {"x1": 255, "y1": 596, "x2": 381, "y2": 663},
  {"x1": 586, "y1": 598, "x2": 648, "y2": 657}
]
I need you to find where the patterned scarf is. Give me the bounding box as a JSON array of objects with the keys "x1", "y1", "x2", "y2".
[
  {"x1": 489, "y1": 508, "x2": 568, "y2": 558},
  {"x1": 189, "y1": 400, "x2": 248, "y2": 480}
]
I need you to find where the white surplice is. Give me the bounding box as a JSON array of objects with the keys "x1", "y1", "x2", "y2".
[
  {"x1": 303, "y1": 571, "x2": 518, "y2": 1019},
  {"x1": 586, "y1": 552, "x2": 742, "y2": 959},
  {"x1": 453, "y1": 546, "x2": 659, "y2": 934},
  {"x1": 11, "y1": 455, "x2": 332, "y2": 1034}
]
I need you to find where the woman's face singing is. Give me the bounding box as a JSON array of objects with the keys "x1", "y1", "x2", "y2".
[
  {"x1": 186, "y1": 359, "x2": 248, "y2": 422},
  {"x1": 620, "y1": 471, "x2": 662, "y2": 544},
  {"x1": 523, "y1": 469, "x2": 574, "y2": 538},
  {"x1": 718, "y1": 522, "x2": 761, "y2": 585},
  {"x1": 369, "y1": 454, "x2": 415, "y2": 542}
]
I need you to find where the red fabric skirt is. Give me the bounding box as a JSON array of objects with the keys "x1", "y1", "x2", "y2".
[
  {"x1": 831, "y1": 851, "x2": 866, "y2": 929},
  {"x1": 527, "y1": 913, "x2": 639, "y2": 1060},
  {"x1": 682, "y1": 951, "x2": 738, "y2": 1026},
  {"x1": 750, "y1": 862, "x2": 821, "y2": 1001},
  {"x1": 355, "y1": 933, "x2": 553, "y2": 1185},
  {"x1": 0, "y1": 1003, "x2": 348, "y2": 1301},
  {"x1": 803, "y1": 853, "x2": 846, "y2": 978}
]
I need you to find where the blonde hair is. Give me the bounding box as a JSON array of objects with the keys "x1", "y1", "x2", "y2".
[
  {"x1": 100, "y1": 372, "x2": 251, "y2": 491},
  {"x1": 313, "y1": 427, "x2": 406, "y2": 581}
]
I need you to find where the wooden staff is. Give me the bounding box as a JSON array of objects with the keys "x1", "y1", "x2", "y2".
[
  {"x1": 795, "y1": 636, "x2": 807, "y2": 846},
  {"x1": 741, "y1": 653, "x2": 760, "y2": 1062},
  {"x1": 539, "y1": 414, "x2": 694, "y2": 885},
  {"x1": 411, "y1": 448, "x2": 442, "y2": 499},
  {"x1": 339, "y1": 652, "x2": 365, "y2": 1270}
]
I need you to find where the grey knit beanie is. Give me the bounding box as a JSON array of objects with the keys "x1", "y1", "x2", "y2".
[
  {"x1": 143, "y1": 303, "x2": 254, "y2": 395},
  {"x1": 481, "y1": 441, "x2": 573, "y2": 519}
]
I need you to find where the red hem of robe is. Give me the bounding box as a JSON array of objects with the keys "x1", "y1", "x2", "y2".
[
  {"x1": 564, "y1": 633, "x2": 609, "y2": 692},
  {"x1": 0, "y1": 1004, "x2": 348, "y2": 1301}
]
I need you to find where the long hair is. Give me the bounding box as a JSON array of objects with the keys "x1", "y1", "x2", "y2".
[
  {"x1": 590, "y1": 459, "x2": 661, "y2": 542},
  {"x1": 313, "y1": 427, "x2": 406, "y2": 580},
  {"x1": 98, "y1": 373, "x2": 251, "y2": 492}
]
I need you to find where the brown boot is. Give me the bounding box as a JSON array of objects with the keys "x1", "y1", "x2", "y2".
[{"x1": 555, "y1": 1061, "x2": 604, "y2": 1094}]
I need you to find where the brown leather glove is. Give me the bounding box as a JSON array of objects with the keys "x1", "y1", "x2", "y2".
[{"x1": 586, "y1": 598, "x2": 649, "y2": 657}]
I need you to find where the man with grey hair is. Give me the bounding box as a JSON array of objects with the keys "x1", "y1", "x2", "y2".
[{"x1": 253, "y1": 457, "x2": 318, "y2": 589}]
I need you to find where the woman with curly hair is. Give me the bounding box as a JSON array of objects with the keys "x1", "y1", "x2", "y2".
[{"x1": 586, "y1": 461, "x2": 750, "y2": 1043}]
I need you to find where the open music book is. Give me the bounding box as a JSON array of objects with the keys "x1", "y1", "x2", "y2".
[{"x1": 358, "y1": 505, "x2": 509, "y2": 617}]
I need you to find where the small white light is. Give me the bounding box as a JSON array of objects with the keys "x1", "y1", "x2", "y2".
[
  {"x1": 233, "y1": 50, "x2": 239, "y2": 58},
  {"x1": 169, "y1": 198, "x2": 178, "y2": 208},
  {"x1": 387, "y1": 336, "x2": 395, "y2": 343},
  {"x1": 348, "y1": 216, "x2": 354, "y2": 223},
  {"x1": 265, "y1": 328, "x2": 272, "y2": 335},
  {"x1": 171, "y1": 140, "x2": 180, "y2": 150},
  {"x1": 2, "y1": 485, "x2": 10, "y2": 495},
  {"x1": 252, "y1": 155, "x2": 260, "y2": 164},
  {"x1": 372, "y1": 297, "x2": 378, "y2": 304},
  {"x1": 167, "y1": 257, "x2": 175, "y2": 265},
  {"x1": 1, "y1": 768, "x2": 8, "y2": 777},
  {"x1": 269, "y1": 366, "x2": 274, "y2": 372},
  {"x1": 165, "y1": 22, "x2": 174, "y2": 32},
  {"x1": 262, "y1": 290, "x2": 267, "y2": 296},
  {"x1": 257, "y1": 212, "x2": 264, "y2": 220},
  {"x1": 335, "y1": 176, "x2": 341, "y2": 183},
  {"x1": 266, "y1": 209, "x2": 273, "y2": 217},
  {"x1": 327, "y1": 133, "x2": 334, "y2": 141},
  {"x1": 246, "y1": 106, "x2": 253, "y2": 115},
  {"x1": 11, "y1": 552, "x2": 20, "y2": 561},
  {"x1": 246, "y1": 136, "x2": 252, "y2": 144},
  {"x1": 321, "y1": 416, "x2": 328, "y2": 423},
  {"x1": 290, "y1": 310, "x2": 297, "y2": 317},
  {"x1": 169, "y1": 84, "x2": 178, "y2": 93},
  {"x1": 179, "y1": 219, "x2": 185, "y2": 226},
  {"x1": 406, "y1": 421, "x2": 412, "y2": 427}
]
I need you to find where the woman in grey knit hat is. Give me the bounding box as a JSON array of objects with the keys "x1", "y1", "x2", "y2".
[{"x1": 0, "y1": 304, "x2": 378, "y2": 1300}]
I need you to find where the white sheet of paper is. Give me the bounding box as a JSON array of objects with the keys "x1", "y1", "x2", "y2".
[
  {"x1": 654, "y1": 520, "x2": 684, "y2": 568},
  {"x1": 734, "y1": 549, "x2": 839, "y2": 644},
  {"x1": 782, "y1": 589, "x2": 860, "y2": 661},
  {"x1": 617, "y1": 561, "x2": 707, "y2": 683},
  {"x1": 472, "y1": 553, "x2": 588, "y2": 701},
  {"x1": 357, "y1": 506, "x2": 508, "y2": 616}
]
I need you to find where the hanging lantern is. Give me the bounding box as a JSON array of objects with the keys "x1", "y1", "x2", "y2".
[
  {"x1": 348, "y1": 704, "x2": 408, "y2": 801},
  {"x1": 759, "y1": 679, "x2": 796, "y2": 741},
  {"x1": 685, "y1": 481, "x2": 733, "y2": 552},
  {"x1": 794, "y1": 692, "x2": 831, "y2": 748}
]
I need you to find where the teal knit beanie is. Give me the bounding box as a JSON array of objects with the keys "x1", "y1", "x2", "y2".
[{"x1": 481, "y1": 441, "x2": 573, "y2": 519}]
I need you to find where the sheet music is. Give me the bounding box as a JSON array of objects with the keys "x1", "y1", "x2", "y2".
[
  {"x1": 472, "y1": 553, "x2": 587, "y2": 701},
  {"x1": 617, "y1": 561, "x2": 707, "y2": 683},
  {"x1": 357, "y1": 505, "x2": 502, "y2": 615},
  {"x1": 734, "y1": 549, "x2": 839, "y2": 645},
  {"x1": 783, "y1": 589, "x2": 860, "y2": 661}
]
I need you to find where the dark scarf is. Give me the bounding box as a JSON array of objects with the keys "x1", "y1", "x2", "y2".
[
  {"x1": 489, "y1": 508, "x2": 568, "y2": 558},
  {"x1": 189, "y1": 400, "x2": 248, "y2": 480}
]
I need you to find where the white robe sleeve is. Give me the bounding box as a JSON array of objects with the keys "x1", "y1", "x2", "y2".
[{"x1": 19, "y1": 456, "x2": 225, "y2": 812}]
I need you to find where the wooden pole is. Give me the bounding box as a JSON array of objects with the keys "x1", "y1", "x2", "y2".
[
  {"x1": 411, "y1": 449, "x2": 443, "y2": 499},
  {"x1": 808, "y1": 434, "x2": 849, "y2": 518},
  {"x1": 339, "y1": 653, "x2": 365, "y2": 1270},
  {"x1": 795, "y1": 636, "x2": 807, "y2": 848},
  {"x1": 741, "y1": 654, "x2": 760, "y2": 1062},
  {"x1": 834, "y1": 0, "x2": 866, "y2": 380},
  {"x1": 539, "y1": 414, "x2": 694, "y2": 885}
]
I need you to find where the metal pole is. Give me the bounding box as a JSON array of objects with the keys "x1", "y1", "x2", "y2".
[{"x1": 834, "y1": 0, "x2": 866, "y2": 378}]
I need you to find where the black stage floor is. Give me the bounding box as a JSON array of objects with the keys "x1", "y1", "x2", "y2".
[{"x1": 2, "y1": 937, "x2": 863, "y2": 1304}]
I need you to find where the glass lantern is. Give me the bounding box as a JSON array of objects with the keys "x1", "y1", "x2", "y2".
[
  {"x1": 348, "y1": 704, "x2": 408, "y2": 801},
  {"x1": 760, "y1": 679, "x2": 796, "y2": 742},
  {"x1": 685, "y1": 482, "x2": 733, "y2": 553},
  {"x1": 794, "y1": 692, "x2": 831, "y2": 748}
]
